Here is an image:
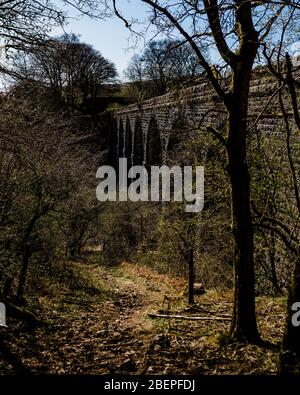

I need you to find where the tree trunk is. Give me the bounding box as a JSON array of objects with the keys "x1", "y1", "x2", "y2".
[
  {"x1": 16, "y1": 205, "x2": 50, "y2": 304},
  {"x1": 227, "y1": 63, "x2": 260, "y2": 343},
  {"x1": 269, "y1": 230, "x2": 281, "y2": 295},
  {"x1": 16, "y1": 244, "x2": 32, "y2": 304},
  {"x1": 281, "y1": 258, "x2": 300, "y2": 374},
  {"x1": 188, "y1": 248, "x2": 194, "y2": 305}
]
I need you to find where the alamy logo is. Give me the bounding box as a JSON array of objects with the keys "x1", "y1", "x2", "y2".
[
  {"x1": 0, "y1": 302, "x2": 6, "y2": 327},
  {"x1": 292, "y1": 302, "x2": 300, "y2": 327},
  {"x1": 96, "y1": 158, "x2": 204, "y2": 213}
]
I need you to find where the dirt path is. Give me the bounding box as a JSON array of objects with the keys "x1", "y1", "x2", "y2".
[
  {"x1": 1, "y1": 260, "x2": 286, "y2": 375},
  {"x1": 3, "y1": 262, "x2": 182, "y2": 374}
]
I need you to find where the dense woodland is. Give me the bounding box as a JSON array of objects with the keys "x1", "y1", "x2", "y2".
[{"x1": 0, "y1": 0, "x2": 299, "y2": 376}]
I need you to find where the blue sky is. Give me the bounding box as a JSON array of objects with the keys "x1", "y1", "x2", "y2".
[
  {"x1": 53, "y1": 1, "x2": 151, "y2": 79},
  {"x1": 52, "y1": 0, "x2": 300, "y2": 79}
]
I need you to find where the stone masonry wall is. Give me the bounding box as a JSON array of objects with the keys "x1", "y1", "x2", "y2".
[{"x1": 111, "y1": 68, "x2": 299, "y2": 167}]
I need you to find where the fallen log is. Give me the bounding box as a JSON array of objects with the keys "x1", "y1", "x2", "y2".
[{"x1": 148, "y1": 313, "x2": 231, "y2": 321}]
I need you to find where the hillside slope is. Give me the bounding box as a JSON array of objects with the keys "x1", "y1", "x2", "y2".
[{"x1": 0, "y1": 259, "x2": 286, "y2": 375}]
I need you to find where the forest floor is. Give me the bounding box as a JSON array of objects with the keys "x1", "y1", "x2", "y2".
[{"x1": 0, "y1": 255, "x2": 287, "y2": 375}]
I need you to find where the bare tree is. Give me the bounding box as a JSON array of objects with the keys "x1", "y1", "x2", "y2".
[
  {"x1": 0, "y1": 0, "x2": 66, "y2": 79},
  {"x1": 125, "y1": 39, "x2": 205, "y2": 98},
  {"x1": 60, "y1": 190, "x2": 104, "y2": 260},
  {"x1": 11, "y1": 34, "x2": 118, "y2": 113},
  {"x1": 0, "y1": 88, "x2": 97, "y2": 304},
  {"x1": 255, "y1": 49, "x2": 300, "y2": 372},
  {"x1": 0, "y1": 0, "x2": 110, "y2": 82},
  {"x1": 98, "y1": 0, "x2": 300, "y2": 343},
  {"x1": 124, "y1": 54, "x2": 150, "y2": 101}
]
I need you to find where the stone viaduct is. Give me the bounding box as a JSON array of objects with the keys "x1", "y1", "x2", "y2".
[{"x1": 110, "y1": 69, "x2": 297, "y2": 169}]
